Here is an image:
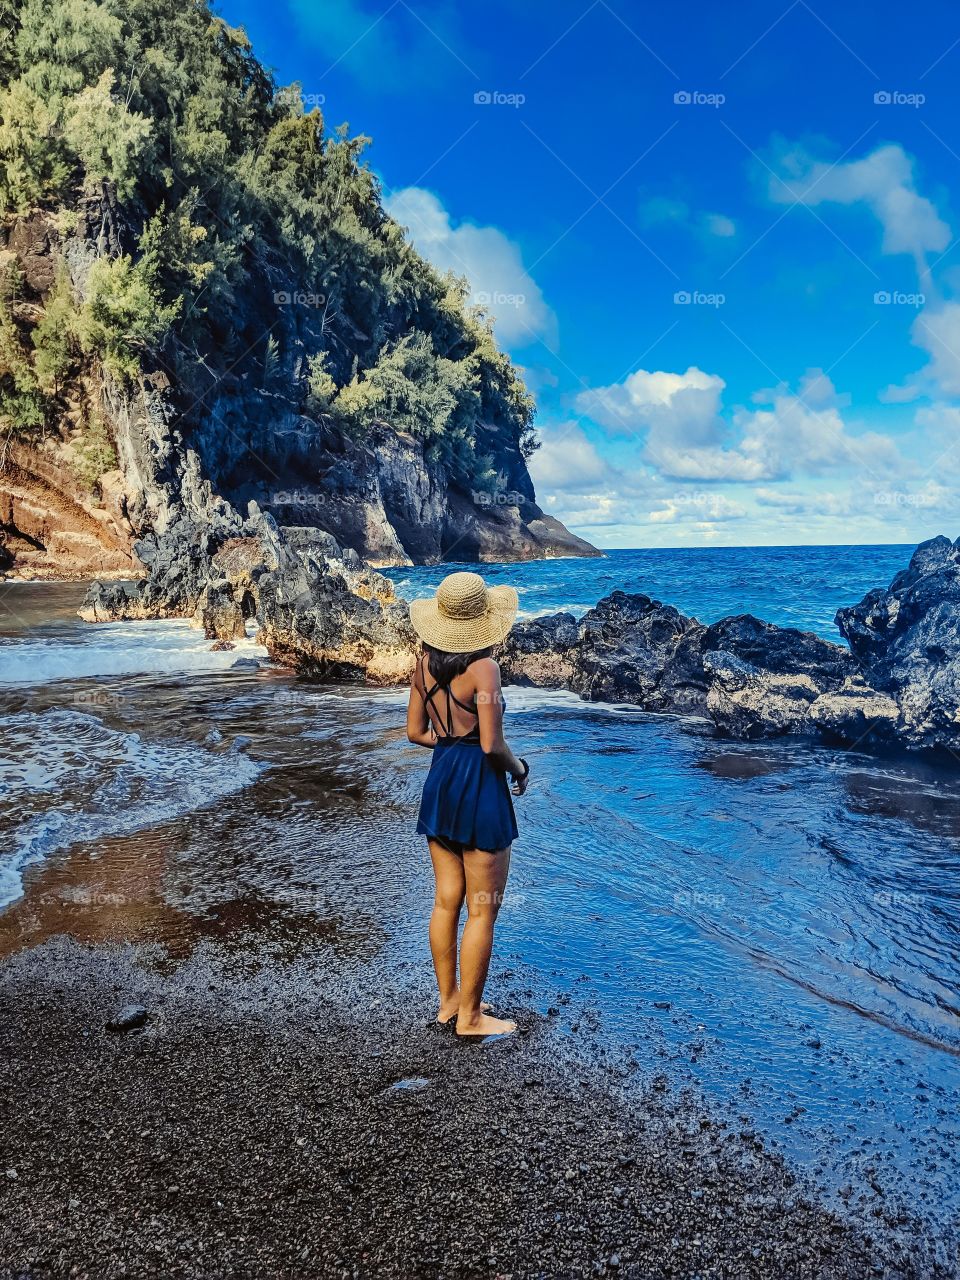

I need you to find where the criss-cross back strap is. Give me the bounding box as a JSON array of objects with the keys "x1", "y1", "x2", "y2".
[{"x1": 419, "y1": 655, "x2": 478, "y2": 740}]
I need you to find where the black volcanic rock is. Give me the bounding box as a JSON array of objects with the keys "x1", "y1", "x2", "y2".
[
  {"x1": 106, "y1": 1005, "x2": 148, "y2": 1033},
  {"x1": 503, "y1": 592, "x2": 886, "y2": 743},
  {"x1": 501, "y1": 593, "x2": 709, "y2": 713},
  {"x1": 81, "y1": 493, "x2": 416, "y2": 682},
  {"x1": 575, "y1": 592, "x2": 707, "y2": 711},
  {"x1": 703, "y1": 614, "x2": 854, "y2": 684},
  {"x1": 83, "y1": 524, "x2": 960, "y2": 758},
  {"x1": 836, "y1": 534, "x2": 960, "y2": 750}
]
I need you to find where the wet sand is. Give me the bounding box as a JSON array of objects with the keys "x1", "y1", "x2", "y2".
[{"x1": 1, "y1": 929, "x2": 953, "y2": 1279}]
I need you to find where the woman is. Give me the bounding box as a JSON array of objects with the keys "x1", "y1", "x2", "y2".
[{"x1": 406, "y1": 571, "x2": 529, "y2": 1037}]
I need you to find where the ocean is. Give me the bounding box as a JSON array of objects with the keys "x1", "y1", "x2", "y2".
[
  {"x1": 390, "y1": 542, "x2": 916, "y2": 638},
  {"x1": 0, "y1": 542, "x2": 957, "y2": 1227}
]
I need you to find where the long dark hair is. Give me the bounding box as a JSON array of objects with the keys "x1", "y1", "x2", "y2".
[{"x1": 422, "y1": 642, "x2": 493, "y2": 688}]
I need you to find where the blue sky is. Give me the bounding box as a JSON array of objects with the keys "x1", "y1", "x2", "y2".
[{"x1": 221, "y1": 0, "x2": 960, "y2": 548}]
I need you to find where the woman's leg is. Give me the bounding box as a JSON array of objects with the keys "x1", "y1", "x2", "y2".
[
  {"x1": 428, "y1": 839, "x2": 466, "y2": 1022},
  {"x1": 458, "y1": 845, "x2": 516, "y2": 1036}
]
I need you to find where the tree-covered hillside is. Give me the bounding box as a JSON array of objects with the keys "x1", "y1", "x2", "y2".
[{"x1": 0, "y1": 0, "x2": 537, "y2": 490}]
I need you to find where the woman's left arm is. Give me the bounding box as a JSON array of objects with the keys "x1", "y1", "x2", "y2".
[{"x1": 406, "y1": 677, "x2": 436, "y2": 748}]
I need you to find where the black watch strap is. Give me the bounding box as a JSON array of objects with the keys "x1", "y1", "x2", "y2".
[{"x1": 515, "y1": 757, "x2": 530, "y2": 780}]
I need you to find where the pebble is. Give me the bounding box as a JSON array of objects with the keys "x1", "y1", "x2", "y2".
[{"x1": 106, "y1": 1004, "x2": 148, "y2": 1033}]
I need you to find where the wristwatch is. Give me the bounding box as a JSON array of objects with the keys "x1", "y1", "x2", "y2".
[{"x1": 513, "y1": 757, "x2": 530, "y2": 781}]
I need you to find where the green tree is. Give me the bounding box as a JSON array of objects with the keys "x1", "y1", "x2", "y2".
[
  {"x1": 73, "y1": 240, "x2": 180, "y2": 382},
  {"x1": 32, "y1": 265, "x2": 80, "y2": 393},
  {"x1": 0, "y1": 80, "x2": 72, "y2": 209},
  {"x1": 62, "y1": 69, "x2": 152, "y2": 199},
  {"x1": 0, "y1": 265, "x2": 45, "y2": 436},
  {"x1": 0, "y1": 0, "x2": 539, "y2": 482}
]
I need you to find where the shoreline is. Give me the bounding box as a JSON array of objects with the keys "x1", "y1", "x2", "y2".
[
  {"x1": 2, "y1": 577, "x2": 960, "y2": 1276},
  {"x1": 1, "y1": 929, "x2": 952, "y2": 1280}
]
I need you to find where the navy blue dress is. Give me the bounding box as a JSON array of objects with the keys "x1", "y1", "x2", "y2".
[{"x1": 415, "y1": 660, "x2": 518, "y2": 854}]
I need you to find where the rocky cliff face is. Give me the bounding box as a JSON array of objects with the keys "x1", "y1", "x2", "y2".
[
  {"x1": 0, "y1": 204, "x2": 596, "y2": 580},
  {"x1": 0, "y1": 444, "x2": 136, "y2": 578}
]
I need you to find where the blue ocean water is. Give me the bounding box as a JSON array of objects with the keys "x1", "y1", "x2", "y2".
[{"x1": 390, "y1": 543, "x2": 917, "y2": 640}]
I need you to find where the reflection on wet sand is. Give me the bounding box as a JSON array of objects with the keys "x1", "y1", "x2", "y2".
[{"x1": 0, "y1": 825, "x2": 387, "y2": 966}]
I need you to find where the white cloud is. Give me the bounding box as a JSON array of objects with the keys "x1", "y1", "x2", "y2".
[
  {"x1": 384, "y1": 187, "x2": 556, "y2": 349},
  {"x1": 704, "y1": 213, "x2": 736, "y2": 238},
  {"x1": 575, "y1": 366, "x2": 726, "y2": 444},
  {"x1": 911, "y1": 403, "x2": 960, "y2": 476},
  {"x1": 769, "y1": 142, "x2": 950, "y2": 279},
  {"x1": 912, "y1": 302, "x2": 960, "y2": 396},
  {"x1": 649, "y1": 494, "x2": 747, "y2": 523},
  {"x1": 733, "y1": 372, "x2": 902, "y2": 481},
  {"x1": 574, "y1": 367, "x2": 905, "y2": 483},
  {"x1": 878, "y1": 381, "x2": 922, "y2": 404},
  {"x1": 527, "y1": 423, "x2": 615, "y2": 493}
]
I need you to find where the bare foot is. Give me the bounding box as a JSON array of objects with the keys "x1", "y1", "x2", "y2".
[
  {"x1": 437, "y1": 998, "x2": 491, "y2": 1025},
  {"x1": 455, "y1": 1010, "x2": 516, "y2": 1037}
]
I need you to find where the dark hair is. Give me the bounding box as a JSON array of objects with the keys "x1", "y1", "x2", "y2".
[{"x1": 422, "y1": 642, "x2": 494, "y2": 688}]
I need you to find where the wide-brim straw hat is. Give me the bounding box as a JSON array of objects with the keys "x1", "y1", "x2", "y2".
[{"x1": 409, "y1": 570, "x2": 519, "y2": 653}]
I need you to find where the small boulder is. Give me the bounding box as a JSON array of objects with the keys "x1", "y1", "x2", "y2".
[{"x1": 106, "y1": 1004, "x2": 148, "y2": 1033}]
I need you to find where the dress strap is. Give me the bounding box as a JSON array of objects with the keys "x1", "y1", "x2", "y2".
[{"x1": 419, "y1": 655, "x2": 480, "y2": 741}]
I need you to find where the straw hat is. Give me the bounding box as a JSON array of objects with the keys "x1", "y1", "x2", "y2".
[{"x1": 409, "y1": 571, "x2": 519, "y2": 653}]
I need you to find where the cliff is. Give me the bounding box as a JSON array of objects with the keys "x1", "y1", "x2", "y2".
[
  {"x1": 0, "y1": 4, "x2": 596, "y2": 579},
  {"x1": 0, "y1": 203, "x2": 595, "y2": 579}
]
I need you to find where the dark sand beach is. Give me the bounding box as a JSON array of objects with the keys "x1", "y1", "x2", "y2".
[{"x1": 0, "y1": 924, "x2": 952, "y2": 1279}]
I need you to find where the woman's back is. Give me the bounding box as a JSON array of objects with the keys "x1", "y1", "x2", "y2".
[{"x1": 417, "y1": 654, "x2": 488, "y2": 741}]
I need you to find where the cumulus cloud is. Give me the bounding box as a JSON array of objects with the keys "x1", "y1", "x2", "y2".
[
  {"x1": 575, "y1": 366, "x2": 726, "y2": 443},
  {"x1": 384, "y1": 187, "x2": 557, "y2": 349},
  {"x1": 733, "y1": 372, "x2": 902, "y2": 481},
  {"x1": 574, "y1": 367, "x2": 905, "y2": 483},
  {"x1": 878, "y1": 381, "x2": 922, "y2": 404},
  {"x1": 649, "y1": 493, "x2": 747, "y2": 523},
  {"x1": 910, "y1": 404, "x2": 960, "y2": 477},
  {"x1": 528, "y1": 422, "x2": 732, "y2": 534},
  {"x1": 527, "y1": 423, "x2": 616, "y2": 494},
  {"x1": 769, "y1": 142, "x2": 950, "y2": 282},
  {"x1": 912, "y1": 302, "x2": 960, "y2": 396},
  {"x1": 704, "y1": 213, "x2": 736, "y2": 238}
]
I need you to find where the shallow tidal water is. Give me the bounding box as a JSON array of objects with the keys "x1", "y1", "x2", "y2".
[{"x1": 1, "y1": 560, "x2": 958, "y2": 1235}]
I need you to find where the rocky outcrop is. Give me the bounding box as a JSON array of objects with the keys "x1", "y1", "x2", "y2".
[
  {"x1": 80, "y1": 527, "x2": 960, "y2": 755},
  {"x1": 835, "y1": 534, "x2": 960, "y2": 751},
  {"x1": 80, "y1": 495, "x2": 416, "y2": 684},
  {"x1": 499, "y1": 594, "x2": 862, "y2": 738},
  {"x1": 499, "y1": 556, "x2": 960, "y2": 753}
]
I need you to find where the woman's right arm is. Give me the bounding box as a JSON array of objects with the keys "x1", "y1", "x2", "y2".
[{"x1": 475, "y1": 658, "x2": 528, "y2": 794}]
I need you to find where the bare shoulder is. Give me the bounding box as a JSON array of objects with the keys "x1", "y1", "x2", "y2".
[{"x1": 470, "y1": 656, "x2": 502, "y2": 690}]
